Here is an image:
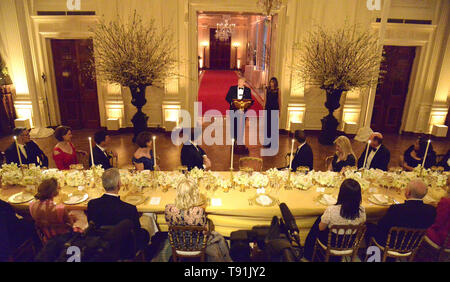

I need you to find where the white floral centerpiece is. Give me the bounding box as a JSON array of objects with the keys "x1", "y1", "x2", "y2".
[
  {"x1": 41, "y1": 169, "x2": 65, "y2": 187},
  {"x1": 188, "y1": 167, "x2": 205, "y2": 182},
  {"x1": 216, "y1": 177, "x2": 232, "y2": 192},
  {"x1": 65, "y1": 170, "x2": 87, "y2": 187},
  {"x1": 130, "y1": 170, "x2": 152, "y2": 190},
  {"x1": 21, "y1": 166, "x2": 42, "y2": 186},
  {"x1": 311, "y1": 171, "x2": 342, "y2": 187},
  {"x1": 249, "y1": 172, "x2": 269, "y2": 188},
  {"x1": 291, "y1": 174, "x2": 313, "y2": 190},
  {"x1": 234, "y1": 172, "x2": 250, "y2": 191},
  {"x1": 0, "y1": 163, "x2": 23, "y2": 186}
]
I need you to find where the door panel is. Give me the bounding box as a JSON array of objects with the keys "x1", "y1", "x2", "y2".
[
  {"x1": 209, "y1": 28, "x2": 231, "y2": 69},
  {"x1": 51, "y1": 39, "x2": 100, "y2": 129},
  {"x1": 371, "y1": 46, "x2": 416, "y2": 133}
]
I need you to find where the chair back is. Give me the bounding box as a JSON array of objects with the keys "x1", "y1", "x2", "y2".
[
  {"x1": 313, "y1": 224, "x2": 366, "y2": 262},
  {"x1": 168, "y1": 225, "x2": 209, "y2": 262},
  {"x1": 438, "y1": 232, "x2": 450, "y2": 262},
  {"x1": 325, "y1": 156, "x2": 334, "y2": 170},
  {"x1": 296, "y1": 166, "x2": 310, "y2": 174},
  {"x1": 384, "y1": 227, "x2": 427, "y2": 261},
  {"x1": 239, "y1": 157, "x2": 263, "y2": 172}
]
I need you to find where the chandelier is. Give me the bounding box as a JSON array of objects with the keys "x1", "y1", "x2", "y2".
[
  {"x1": 257, "y1": 0, "x2": 282, "y2": 16},
  {"x1": 215, "y1": 16, "x2": 235, "y2": 41}
]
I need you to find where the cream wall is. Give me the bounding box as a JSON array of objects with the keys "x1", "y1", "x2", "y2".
[{"x1": 0, "y1": 0, "x2": 448, "y2": 134}]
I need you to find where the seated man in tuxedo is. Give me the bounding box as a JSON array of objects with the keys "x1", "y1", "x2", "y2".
[
  {"x1": 225, "y1": 77, "x2": 254, "y2": 154},
  {"x1": 290, "y1": 130, "x2": 314, "y2": 171},
  {"x1": 87, "y1": 168, "x2": 149, "y2": 253},
  {"x1": 366, "y1": 179, "x2": 436, "y2": 246},
  {"x1": 89, "y1": 130, "x2": 116, "y2": 169},
  {"x1": 5, "y1": 127, "x2": 48, "y2": 167},
  {"x1": 357, "y1": 132, "x2": 390, "y2": 171},
  {"x1": 180, "y1": 128, "x2": 211, "y2": 171}
]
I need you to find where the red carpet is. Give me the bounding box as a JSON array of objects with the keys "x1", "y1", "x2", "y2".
[{"x1": 197, "y1": 70, "x2": 263, "y2": 116}]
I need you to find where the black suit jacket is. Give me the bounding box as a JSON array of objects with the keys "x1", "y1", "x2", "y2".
[
  {"x1": 89, "y1": 145, "x2": 112, "y2": 169},
  {"x1": 225, "y1": 86, "x2": 254, "y2": 111},
  {"x1": 87, "y1": 194, "x2": 141, "y2": 230},
  {"x1": 374, "y1": 200, "x2": 436, "y2": 245},
  {"x1": 357, "y1": 144, "x2": 390, "y2": 171},
  {"x1": 5, "y1": 141, "x2": 48, "y2": 167},
  {"x1": 291, "y1": 143, "x2": 314, "y2": 171},
  {"x1": 181, "y1": 143, "x2": 206, "y2": 171}
]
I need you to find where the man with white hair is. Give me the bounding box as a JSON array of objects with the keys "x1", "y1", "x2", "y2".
[
  {"x1": 357, "y1": 132, "x2": 390, "y2": 171},
  {"x1": 87, "y1": 168, "x2": 149, "y2": 252},
  {"x1": 367, "y1": 179, "x2": 436, "y2": 246}
]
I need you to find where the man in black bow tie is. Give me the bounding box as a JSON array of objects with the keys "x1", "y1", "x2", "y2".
[
  {"x1": 225, "y1": 77, "x2": 254, "y2": 154},
  {"x1": 357, "y1": 132, "x2": 390, "y2": 171},
  {"x1": 5, "y1": 127, "x2": 48, "y2": 167},
  {"x1": 89, "y1": 130, "x2": 117, "y2": 169}
]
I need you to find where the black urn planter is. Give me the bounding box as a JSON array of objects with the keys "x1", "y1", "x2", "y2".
[
  {"x1": 129, "y1": 84, "x2": 149, "y2": 142},
  {"x1": 319, "y1": 88, "x2": 344, "y2": 145}
]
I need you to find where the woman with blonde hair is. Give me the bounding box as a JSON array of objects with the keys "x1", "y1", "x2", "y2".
[
  {"x1": 165, "y1": 179, "x2": 232, "y2": 261},
  {"x1": 328, "y1": 136, "x2": 356, "y2": 172},
  {"x1": 165, "y1": 179, "x2": 206, "y2": 226}
]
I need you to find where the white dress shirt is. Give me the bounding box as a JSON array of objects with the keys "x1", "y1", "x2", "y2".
[
  {"x1": 96, "y1": 144, "x2": 108, "y2": 157},
  {"x1": 237, "y1": 87, "x2": 244, "y2": 99},
  {"x1": 18, "y1": 143, "x2": 27, "y2": 159},
  {"x1": 366, "y1": 144, "x2": 381, "y2": 169}
]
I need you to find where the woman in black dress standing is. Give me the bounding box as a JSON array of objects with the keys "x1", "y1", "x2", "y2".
[{"x1": 264, "y1": 77, "x2": 281, "y2": 148}]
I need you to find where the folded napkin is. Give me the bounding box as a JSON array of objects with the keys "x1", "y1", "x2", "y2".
[
  {"x1": 322, "y1": 194, "x2": 337, "y2": 205},
  {"x1": 373, "y1": 194, "x2": 388, "y2": 204},
  {"x1": 256, "y1": 195, "x2": 272, "y2": 206}
]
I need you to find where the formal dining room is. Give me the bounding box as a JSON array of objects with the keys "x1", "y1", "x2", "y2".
[{"x1": 0, "y1": 0, "x2": 449, "y2": 266}]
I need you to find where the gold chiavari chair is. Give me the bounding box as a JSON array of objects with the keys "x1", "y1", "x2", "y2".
[
  {"x1": 325, "y1": 156, "x2": 334, "y2": 170},
  {"x1": 239, "y1": 157, "x2": 263, "y2": 172},
  {"x1": 168, "y1": 225, "x2": 209, "y2": 262},
  {"x1": 312, "y1": 224, "x2": 366, "y2": 262},
  {"x1": 367, "y1": 226, "x2": 427, "y2": 262}
]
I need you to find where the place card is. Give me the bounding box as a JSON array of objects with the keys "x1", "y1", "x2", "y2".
[
  {"x1": 369, "y1": 188, "x2": 377, "y2": 193},
  {"x1": 150, "y1": 197, "x2": 161, "y2": 205},
  {"x1": 211, "y1": 198, "x2": 222, "y2": 207},
  {"x1": 78, "y1": 186, "x2": 85, "y2": 191},
  {"x1": 316, "y1": 187, "x2": 325, "y2": 193},
  {"x1": 26, "y1": 185, "x2": 36, "y2": 191}
]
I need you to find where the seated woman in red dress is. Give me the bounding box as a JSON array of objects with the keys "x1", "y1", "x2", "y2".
[{"x1": 52, "y1": 126, "x2": 85, "y2": 170}]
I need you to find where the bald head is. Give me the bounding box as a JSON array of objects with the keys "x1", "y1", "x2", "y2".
[
  {"x1": 405, "y1": 179, "x2": 428, "y2": 199},
  {"x1": 238, "y1": 77, "x2": 246, "y2": 87}
]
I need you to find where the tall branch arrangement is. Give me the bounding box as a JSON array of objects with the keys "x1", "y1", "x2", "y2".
[
  {"x1": 292, "y1": 24, "x2": 384, "y2": 91},
  {"x1": 90, "y1": 11, "x2": 178, "y2": 87}
]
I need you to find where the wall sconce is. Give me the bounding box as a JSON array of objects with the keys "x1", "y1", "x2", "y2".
[
  {"x1": 237, "y1": 58, "x2": 241, "y2": 69},
  {"x1": 162, "y1": 103, "x2": 181, "y2": 131},
  {"x1": 287, "y1": 105, "x2": 305, "y2": 131},
  {"x1": 233, "y1": 43, "x2": 240, "y2": 70}
]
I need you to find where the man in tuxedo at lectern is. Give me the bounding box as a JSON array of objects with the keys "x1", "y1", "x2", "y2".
[{"x1": 225, "y1": 77, "x2": 253, "y2": 154}]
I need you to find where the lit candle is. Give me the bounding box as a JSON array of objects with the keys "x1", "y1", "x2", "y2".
[
  {"x1": 421, "y1": 139, "x2": 431, "y2": 168},
  {"x1": 88, "y1": 137, "x2": 94, "y2": 168},
  {"x1": 13, "y1": 136, "x2": 22, "y2": 166},
  {"x1": 153, "y1": 136, "x2": 156, "y2": 170},
  {"x1": 363, "y1": 140, "x2": 371, "y2": 169},
  {"x1": 289, "y1": 138, "x2": 295, "y2": 170},
  {"x1": 230, "y1": 138, "x2": 235, "y2": 170}
]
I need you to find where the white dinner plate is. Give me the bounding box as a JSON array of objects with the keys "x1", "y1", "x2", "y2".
[
  {"x1": 64, "y1": 193, "x2": 89, "y2": 205},
  {"x1": 8, "y1": 192, "x2": 34, "y2": 204}
]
